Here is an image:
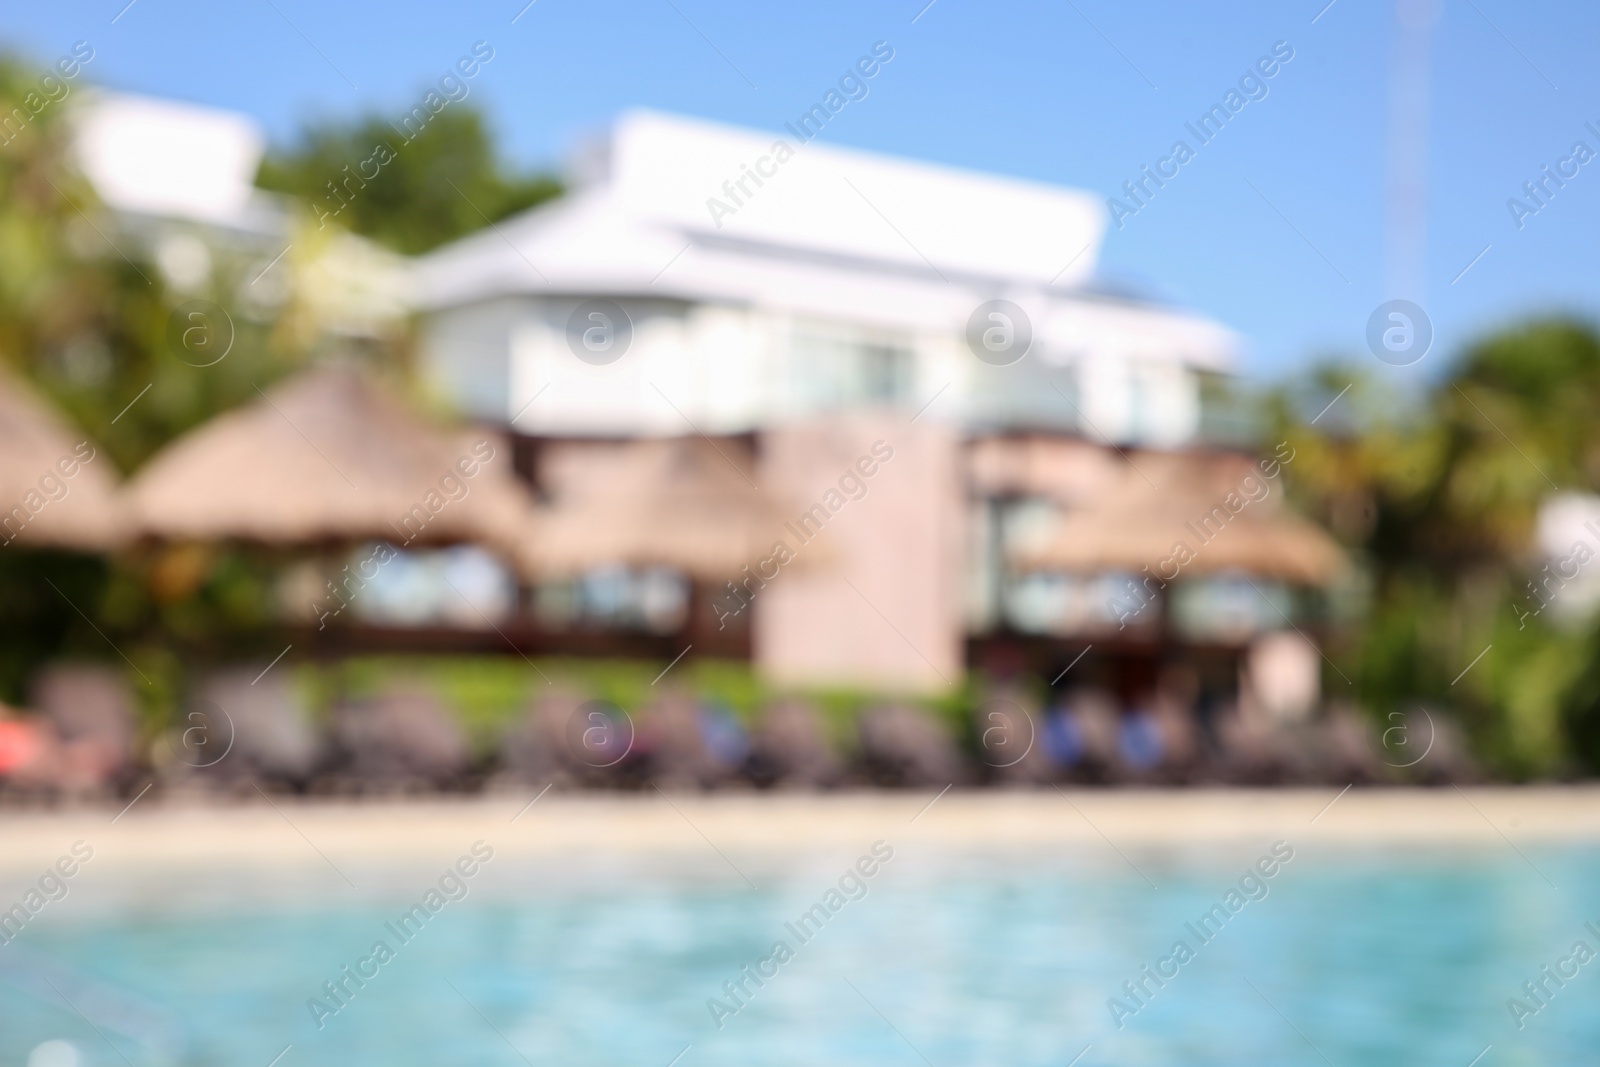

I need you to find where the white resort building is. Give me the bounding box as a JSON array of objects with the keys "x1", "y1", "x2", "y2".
[{"x1": 409, "y1": 111, "x2": 1333, "y2": 708}]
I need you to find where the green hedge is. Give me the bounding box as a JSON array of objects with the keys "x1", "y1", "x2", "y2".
[{"x1": 284, "y1": 654, "x2": 975, "y2": 757}]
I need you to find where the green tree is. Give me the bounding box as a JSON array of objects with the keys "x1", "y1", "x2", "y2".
[
  {"x1": 1265, "y1": 320, "x2": 1600, "y2": 776},
  {"x1": 0, "y1": 54, "x2": 311, "y2": 476},
  {"x1": 256, "y1": 105, "x2": 562, "y2": 255}
]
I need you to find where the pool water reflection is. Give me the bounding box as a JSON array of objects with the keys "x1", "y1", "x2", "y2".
[{"x1": 3, "y1": 842, "x2": 1596, "y2": 1066}]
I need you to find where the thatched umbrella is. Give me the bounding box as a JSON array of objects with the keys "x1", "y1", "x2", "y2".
[
  {"x1": 127, "y1": 366, "x2": 534, "y2": 555},
  {"x1": 1013, "y1": 451, "x2": 1345, "y2": 586},
  {"x1": 521, "y1": 437, "x2": 798, "y2": 581},
  {"x1": 0, "y1": 369, "x2": 121, "y2": 550}
]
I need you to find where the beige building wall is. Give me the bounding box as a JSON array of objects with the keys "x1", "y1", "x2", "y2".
[{"x1": 753, "y1": 413, "x2": 964, "y2": 694}]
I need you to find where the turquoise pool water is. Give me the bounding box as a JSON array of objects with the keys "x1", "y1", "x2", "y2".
[{"x1": 3, "y1": 840, "x2": 1597, "y2": 1066}]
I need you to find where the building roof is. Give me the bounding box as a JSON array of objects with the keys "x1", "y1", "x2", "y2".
[
  {"x1": 1012, "y1": 450, "x2": 1346, "y2": 586},
  {"x1": 521, "y1": 437, "x2": 796, "y2": 581},
  {"x1": 74, "y1": 91, "x2": 284, "y2": 234},
  {"x1": 125, "y1": 367, "x2": 533, "y2": 553},
  {"x1": 0, "y1": 371, "x2": 122, "y2": 550},
  {"x1": 414, "y1": 111, "x2": 1235, "y2": 373}
]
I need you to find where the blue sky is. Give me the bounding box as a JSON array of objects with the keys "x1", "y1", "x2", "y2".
[{"x1": 5, "y1": 0, "x2": 1599, "y2": 381}]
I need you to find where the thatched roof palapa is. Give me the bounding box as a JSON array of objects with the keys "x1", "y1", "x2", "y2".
[
  {"x1": 1013, "y1": 450, "x2": 1346, "y2": 587},
  {"x1": 522, "y1": 437, "x2": 797, "y2": 581},
  {"x1": 127, "y1": 367, "x2": 533, "y2": 555},
  {"x1": 0, "y1": 370, "x2": 121, "y2": 550}
]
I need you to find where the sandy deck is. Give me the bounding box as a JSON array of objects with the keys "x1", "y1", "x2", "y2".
[{"x1": 0, "y1": 787, "x2": 1597, "y2": 876}]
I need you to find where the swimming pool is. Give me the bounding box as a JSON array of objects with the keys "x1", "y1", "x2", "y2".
[{"x1": 3, "y1": 834, "x2": 1596, "y2": 1066}]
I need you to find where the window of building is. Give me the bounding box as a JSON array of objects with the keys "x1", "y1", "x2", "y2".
[
  {"x1": 533, "y1": 566, "x2": 689, "y2": 634},
  {"x1": 789, "y1": 322, "x2": 914, "y2": 411}
]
